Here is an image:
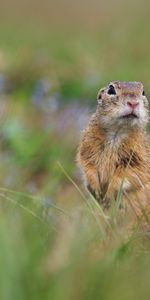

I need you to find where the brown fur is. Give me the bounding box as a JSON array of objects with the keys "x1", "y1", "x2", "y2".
[{"x1": 77, "y1": 81, "x2": 150, "y2": 224}]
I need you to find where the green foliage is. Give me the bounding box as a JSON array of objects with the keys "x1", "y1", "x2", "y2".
[
  {"x1": 2, "y1": 119, "x2": 44, "y2": 163},
  {"x1": 0, "y1": 187, "x2": 150, "y2": 300}
]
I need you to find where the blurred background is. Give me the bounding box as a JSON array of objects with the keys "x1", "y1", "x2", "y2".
[
  {"x1": 0, "y1": 0, "x2": 150, "y2": 199},
  {"x1": 0, "y1": 0, "x2": 150, "y2": 299}
]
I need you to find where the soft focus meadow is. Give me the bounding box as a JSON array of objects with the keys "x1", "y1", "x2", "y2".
[{"x1": 0, "y1": 0, "x2": 150, "y2": 299}]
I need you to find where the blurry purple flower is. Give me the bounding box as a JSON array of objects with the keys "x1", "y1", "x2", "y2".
[
  {"x1": 0, "y1": 74, "x2": 10, "y2": 94},
  {"x1": 32, "y1": 78, "x2": 52, "y2": 107}
]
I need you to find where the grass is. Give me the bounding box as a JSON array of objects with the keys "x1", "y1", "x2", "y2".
[{"x1": 0, "y1": 179, "x2": 150, "y2": 300}]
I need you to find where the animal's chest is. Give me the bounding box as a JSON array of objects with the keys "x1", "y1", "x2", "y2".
[
  {"x1": 97, "y1": 145, "x2": 118, "y2": 188},
  {"x1": 96, "y1": 143, "x2": 143, "y2": 196}
]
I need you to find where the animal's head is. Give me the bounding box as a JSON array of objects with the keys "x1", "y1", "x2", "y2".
[{"x1": 97, "y1": 81, "x2": 149, "y2": 129}]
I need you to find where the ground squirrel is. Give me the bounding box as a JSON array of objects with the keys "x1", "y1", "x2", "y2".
[{"x1": 77, "y1": 81, "x2": 150, "y2": 220}]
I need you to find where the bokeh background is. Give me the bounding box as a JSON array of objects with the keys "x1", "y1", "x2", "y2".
[{"x1": 0, "y1": 0, "x2": 150, "y2": 299}]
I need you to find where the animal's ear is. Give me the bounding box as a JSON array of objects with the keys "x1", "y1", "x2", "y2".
[{"x1": 97, "y1": 87, "x2": 105, "y2": 104}]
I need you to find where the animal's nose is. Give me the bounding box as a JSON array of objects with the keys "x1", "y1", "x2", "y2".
[{"x1": 127, "y1": 100, "x2": 139, "y2": 109}]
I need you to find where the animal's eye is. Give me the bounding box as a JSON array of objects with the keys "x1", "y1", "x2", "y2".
[
  {"x1": 107, "y1": 85, "x2": 116, "y2": 95},
  {"x1": 142, "y1": 90, "x2": 145, "y2": 96}
]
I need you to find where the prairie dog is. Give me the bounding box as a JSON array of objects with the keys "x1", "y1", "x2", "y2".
[{"x1": 77, "y1": 81, "x2": 150, "y2": 218}]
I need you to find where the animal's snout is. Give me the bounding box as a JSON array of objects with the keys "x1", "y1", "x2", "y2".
[{"x1": 127, "y1": 100, "x2": 139, "y2": 110}]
